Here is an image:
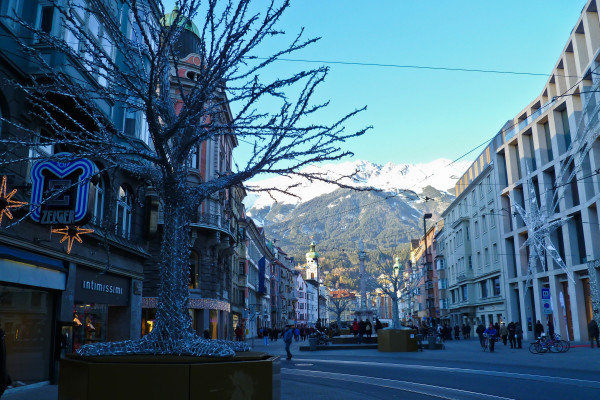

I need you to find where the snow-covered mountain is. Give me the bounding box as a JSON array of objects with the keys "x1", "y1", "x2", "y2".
[{"x1": 244, "y1": 158, "x2": 471, "y2": 213}]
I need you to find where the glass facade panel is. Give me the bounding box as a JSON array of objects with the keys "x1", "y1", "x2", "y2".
[{"x1": 0, "y1": 286, "x2": 54, "y2": 384}]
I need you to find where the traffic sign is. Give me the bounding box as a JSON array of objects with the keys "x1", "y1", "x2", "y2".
[{"x1": 541, "y1": 288, "x2": 550, "y2": 300}]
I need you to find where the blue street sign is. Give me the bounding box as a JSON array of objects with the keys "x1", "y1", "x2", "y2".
[{"x1": 541, "y1": 288, "x2": 550, "y2": 300}]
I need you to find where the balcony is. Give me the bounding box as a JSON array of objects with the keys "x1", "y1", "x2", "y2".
[{"x1": 190, "y1": 213, "x2": 234, "y2": 237}]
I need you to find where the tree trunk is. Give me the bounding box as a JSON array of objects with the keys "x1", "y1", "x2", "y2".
[
  {"x1": 76, "y1": 181, "x2": 249, "y2": 356},
  {"x1": 152, "y1": 193, "x2": 193, "y2": 340},
  {"x1": 391, "y1": 295, "x2": 401, "y2": 329}
]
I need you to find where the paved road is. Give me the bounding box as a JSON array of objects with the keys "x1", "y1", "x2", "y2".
[
  {"x1": 257, "y1": 338, "x2": 600, "y2": 400},
  {"x1": 5, "y1": 338, "x2": 599, "y2": 399}
]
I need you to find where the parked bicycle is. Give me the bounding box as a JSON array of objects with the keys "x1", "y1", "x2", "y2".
[{"x1": 529, "y1": 334, "x2": 569, "y2": 354}]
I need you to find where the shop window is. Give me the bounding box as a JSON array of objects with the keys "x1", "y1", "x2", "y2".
[
  {"x1": 116, "y1": 185, "x2": 132, "y2": 239},
  {"x1": 71, "y1": 303, "x2": 107, "y2": 352},
  {"x1": 0, "y1": 286, "x2": 54, "y2": 383}
]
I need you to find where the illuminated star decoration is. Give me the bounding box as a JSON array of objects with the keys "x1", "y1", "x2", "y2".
[
  {"x1": 0, "y1": 175, "x2": 27, "y2": 226},
  {"x1": 511, "y1": 170, "x2": 573, "y2": 290},
  {"x1": 553, "y1": 80, "x2": 600, "y2": 209},
  {"x1": 51, "y1": 225, "x2": 94, "y2": 254}
]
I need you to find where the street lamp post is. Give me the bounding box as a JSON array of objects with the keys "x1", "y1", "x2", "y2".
[{"x1": 423, "y1": 213, "x2": 432, "y2": 322}]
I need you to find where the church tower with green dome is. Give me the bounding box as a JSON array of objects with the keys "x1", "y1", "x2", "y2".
[{"x1": 306, "y1": 241, "x2": 320, "y2": 281}]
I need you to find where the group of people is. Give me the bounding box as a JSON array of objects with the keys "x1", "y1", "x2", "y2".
[
  {"x1": 258, "y1": 324, "x2": 327, "y2": 345},
  {"x1": 475, "y1": 321, "x2": 524, "y2": 352},
  {"x1": 351, "y1": 318, "x2": 383, "y2": 343}
]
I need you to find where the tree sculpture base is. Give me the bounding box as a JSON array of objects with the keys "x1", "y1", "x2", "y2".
[
  {"x1": 377, "y1": 328, "x2": 418, "y2": 352},
  {"x1": 59, "y1": 352, "x2": 280, "y2": 400},
  {"x1": 76, "y1": 331, "x2": 250, "y2": 357}
]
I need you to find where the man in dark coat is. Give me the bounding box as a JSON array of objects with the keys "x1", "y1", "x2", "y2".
[
  {"x1": 515, "y1": 322, "x2": 523, "y2": 348},
  {"x1": 507, "y1": 322, "x2": 516, "y2": 349},
  {"x1": 534, "y1": 320, "x2": 544, "y2": 339},
  {"x1": 476, "y1": 323, "x2": 485, "y2": 347},
  {"x1": 357, "y1": 319, "x2": 366, "y2": 344},
  {"x1": 588, "y1": 319, "x2": 600, "y2": 348},
  {"x1": 0, "y1": 328, "x2": 10, "y2": 397}
]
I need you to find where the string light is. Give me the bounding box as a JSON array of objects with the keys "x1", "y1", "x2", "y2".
[
  {"x1": 0, "y1": 176, "x2": 27, "y2": 226},
  {"x1": 51, "y1": 225, "x2": 95, "y2": 254}
]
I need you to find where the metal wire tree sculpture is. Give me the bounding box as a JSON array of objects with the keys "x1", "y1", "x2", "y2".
[
  {"x1": 366, "y1": 246, "x2": 424, "y2": 329},
  {"x1": 0, "y1": 0, "x2": 369, "y2": 356}
]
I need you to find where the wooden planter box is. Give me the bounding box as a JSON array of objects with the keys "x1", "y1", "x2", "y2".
[
  {"x1": 58, "y1": 352, "x2": 280, "y2": 400},
  {"x1": 377, "y1": 329, "x2": 418, "y2": 352}
]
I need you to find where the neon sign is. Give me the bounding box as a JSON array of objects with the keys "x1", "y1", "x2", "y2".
[{"x1": 30, "y1": 154, "x2": 97, "y2": 225}]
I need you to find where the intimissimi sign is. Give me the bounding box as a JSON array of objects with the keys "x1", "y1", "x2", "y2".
[
  {"x1": 82, "y1": 280, "x2": 124, "y2": 295},
  {"x1": 74, "y1": 268, "x2": 130, "y2": 306}
]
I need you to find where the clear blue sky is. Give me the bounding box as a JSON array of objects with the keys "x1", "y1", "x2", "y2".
[{"x1": 171, "y1": 1, "x2": 590, "y2": 166}]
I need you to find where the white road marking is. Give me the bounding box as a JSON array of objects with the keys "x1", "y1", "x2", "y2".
[
  {"x1": 283, "y1": 368, "x2": 516, "y2": 400},
  {"x1": 292, "y1": 358, "x2": 600, "y2": 389}
]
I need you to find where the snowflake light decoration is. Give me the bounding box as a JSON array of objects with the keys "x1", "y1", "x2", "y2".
[
  {"x1": 0, "y1": 176, "x2": 27, "y2": 226},
  {"x1": 511, "y1": 171, "x2": 573, "y2": 290},
  {"x1": 51, "y1": 225, "x2": 94, "y2": 254}
]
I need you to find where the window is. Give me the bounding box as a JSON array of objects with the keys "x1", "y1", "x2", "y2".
[
  {"x1": 466, "y1": 226, "x2": 470, "y2": 241},
  {"x1": 484, "y1": 248, "x2": 489, "y2": 266},
  {"x1": 124, "y1": 106, "x2": 151, "y2": 146},
  {"x1": 482, "y1": 215, "x2": 487, "y2": 232},
  {"x1": 67, "y1": 0, "x2": 114, "y2": 85},
  {"x1": 1, "y1": 0, "x2": 23, "y2": 31},
  {"x1": 116, "y1": 185, "x2": 132, "y2": 239},
  {"x1": 487, "y1": 175, "x2": 492, "y2": 192},
  {"x1": 468, "y1": 256, "x2": 473, "y2": 269},
  {"x1": 493, "y1": 277, "x2": 501, "y2": 296},
  {"x1": 92, "y1": 177, "x2": 104, "y2": 225},
  {"x1": 461, "y1": 285, "x2": 468, "y2": 301},
  {"x1": 36, "y1": 4, "x2": 55, "y2": 35},
  {"x1": 479, "y1": 183, "x2": 484, "y2": 199},
  {"x1": 493, "y1": 244, "x2": 498, "y2": 262},
  {"x1": 481, "y1": 281, "x2": 488, "y2": 298},
  {"x1": 477, "y1": 252, "x2": 481, "y2": 269},
  {"x1": 188, "y1": 145, "x2": 199, "y2": 169},
  {"x1": 474, "y1": 221, "x2": 479, "y2": 237}
]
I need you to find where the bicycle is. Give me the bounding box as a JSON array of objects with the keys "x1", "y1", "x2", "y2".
[
  {"x1": 529, "y1": 335, "x2": 567, "y2": 354},
  {"x1": 482, "y1": 333, "x2": 489, "y2": 352}
]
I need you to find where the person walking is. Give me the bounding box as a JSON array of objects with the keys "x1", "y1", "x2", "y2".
[
  {"x1": 358, "y1": 319, "x2": 366, "y2": 344},
  {"x1": 465, "y1": 323, "x2": 471, "y2": 339},
  {"x1": 534, "y1": 320, "x2": 544, "y2": 339},
  {"x1": 283, "y1": 325, "x2": 294, "y2": 360},
  {"x1": 476, "y1": 323, "x2": 485, "y2": 348},
  {"x1": 263, "y1": 327, "x2": 270, "y2": 345},
  {"x1": 235, "y1": 324, "x2": 243, "y2": 341},
  {"x1": 515, "y1": 322, "x2": 523, "y2": 349},
  {"x1": 484, "y1": 323, "x2": 497, "y2": 353},
  {"x1": 507, "y1": 322, "x2": 516, "y2": 349},
  {"x1": 588, "y1": 319, "x2": 600, "y2": 348},
  {"x1": 547, "y1": 320, "x2": 555, "y2": 339},
  {"x1": 365, "y1": 319, "x2": 373, "y2": 339},
  {"x1": 375, "y1": 318, "x2": 383, "y2": 334},
  {"x1": 499, "y1": 323, "x2": 508, "y2": 346},
  {"x1": 0, "y1": 327, "x2": 10, "y2": 398},
  {"x1": 454, "y1": 324, "x2": 460, "y2": 340},
  {"x1": 352, "y1": 318, "x2": 359, "y2": 337},
  {"x1": 294, "y1": 326, "x2": 300, "y2": 342}
]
